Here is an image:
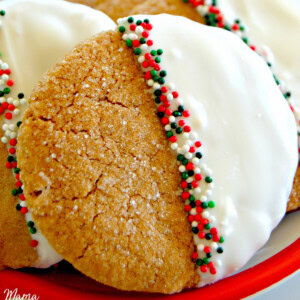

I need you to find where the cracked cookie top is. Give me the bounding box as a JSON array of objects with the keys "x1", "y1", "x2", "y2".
[
  {"x1": 18, "y1": 15, "x2": 297, "y2": 293},
  {"x1": 0, "y1": 0, "x2": 115, "y2": 269}
]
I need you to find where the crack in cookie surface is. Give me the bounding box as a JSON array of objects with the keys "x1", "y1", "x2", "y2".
[{"x1": 18, "y1": 31, "x2": 199, "y2": 293}]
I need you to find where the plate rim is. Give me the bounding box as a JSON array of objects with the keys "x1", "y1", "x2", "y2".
[{"x1": 0, "y1": 238, "x2": 299, "y2": 299}]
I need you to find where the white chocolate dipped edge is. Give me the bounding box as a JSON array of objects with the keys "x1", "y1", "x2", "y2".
[
  {"x1": 118, "y1": 14, "x2": 298, "y2": 286},
  {"x1": 0, "y1": 0, "x2": 116, "y2": 268}
]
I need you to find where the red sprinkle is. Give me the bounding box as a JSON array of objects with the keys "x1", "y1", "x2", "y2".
[
  {"x1": 7, "y1": 79, "x2": 14, "y2": 87},
  {"x1": 192, "y1": 252, "x2": 198, "y2": 260},
  {"x1": 30, "y1": 240, "x2": 39, "y2": 248},
  {"x1": 200, "y1": 265, "x2": 208, "y2": 273},
  {"x1": 185, "y1": 204, "x2": 192, "y2": 212},
  {"x1": 21, "y1": 207, "x2": 28, "y2": 214},
  {"x1": 182, "y1": 191, "x2": 190, "y2": 200}
]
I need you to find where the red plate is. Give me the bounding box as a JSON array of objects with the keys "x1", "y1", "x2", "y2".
[{"x1": 0, "y1": 238, "x2": 299, "y2": 300}]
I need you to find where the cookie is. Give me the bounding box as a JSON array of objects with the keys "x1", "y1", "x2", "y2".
[
  {"x1": 132, "y1": 0, "x2": 300, "y2": 211},
  {"x1": 17, "y1": 15, "x2": 298, "y2": 293},
  {"x1": 288, "y1": 166, "x2": 300, "y2": 212},
  {"x1": 0, "y1": 0, "x2": 115, "y2": 269},
  {"x1": 69, "y1": 2, "x2": 300, "y2": 213},
  {"x1": 68, "y1": 0, "x2": 204, "y2": 23},
  {"x1": 130, "y1": 0, "x2": 205, "y2": 23}
]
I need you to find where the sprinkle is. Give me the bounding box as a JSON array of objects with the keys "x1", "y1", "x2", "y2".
[
  {"x1": 183, "y1": 0, "x2": 300, "y2": 147},
  {"x1": 118, "y1": 16, "x2": 224, "y2": 275}
]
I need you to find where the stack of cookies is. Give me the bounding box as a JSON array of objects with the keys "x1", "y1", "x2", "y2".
[{"x1": 0, "y1": 0, "x2": 299, "y2": 294}]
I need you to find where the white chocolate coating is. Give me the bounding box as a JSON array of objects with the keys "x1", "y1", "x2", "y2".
[
  {"x1": 218, "y1": 0, "x2": 300, "y2": 120},
  {"x1": 130, "y1": 14, "x2": 298, "y2": 286},
  {"x1": 0, "y1": 0, "x2": 116, "y2": 268}
]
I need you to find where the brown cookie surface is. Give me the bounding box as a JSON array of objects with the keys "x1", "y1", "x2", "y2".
[
  {"x1": 0, "y1": 128, "x2": 38, "y2": 269},
  {"x1": 68, "y1": 0, "x2": 204, "y2": 23},
  {"x1": 130, "y1": 0, "x2": 205, "y2": 23},
  {"x1": 68, "y1": 0, "x2": 145, "y2": 20},
  {"x1": 18, "y1": 30, "x2": 199, "y2": 293},
  {"x1": 287, "y1": 166, "x2": 300, "y2": 212}
]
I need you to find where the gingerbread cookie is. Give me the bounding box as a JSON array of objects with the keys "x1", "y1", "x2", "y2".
[
  {"x1": 17, "y1": 15, "x2": 298, "y2": 293},
  {"x1": 0, "y1": 0, "x2": 115, "y2": 269},
  {"x1": 68, "y1": 0, "x2": 204, "y2": 23},
  {"x1": 132, "y1": 1, "x2": 300, "y2": 212},
  {"x1": 68, "y1": 2, "x2": 300, "y2": 212}
]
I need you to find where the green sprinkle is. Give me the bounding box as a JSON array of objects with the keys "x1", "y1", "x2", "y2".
[
  {"x1": 151, "y1": 50, "x2": 157, "y2": 56},
  {"x1": 182, "y1": 172, "x2": 188, "y2": 180},
  {"x1": 273, "y1": 75, "x2": 280, "y2": 85},
  {"x1": 219, "y1": 236, "x2": 225, "y2": 243},
  {"x1": 157, "y1": 77, "x2": 165, "y2": 84},
  {"x1": 12, "y1": 189, "x2": 18, "y2": 196},
  {"x1": 176, "y1": 127, "x2": 183, "y2": 134},
  {"x1": 136, "y1": 20, "x2": 142, "y2": 25},
  {"x1": 17, "y1": 121, "x2": 22, "y2": 128},
  {"x1": 242, "y1": 37, "x2": 248, "y2": 44},
  {"x1": 126, "y1": 39, "x2": 132, "y2": 47},
  {"x1": 208, "y1": 201, "x2": 215, "y2": 208},
  {"x1": 30, "y1": 228, "x2": 37, "y2": 234},
  {"x1": 204, "y1": 224, "x2": 211, "y2": 230},
  {"x1": 16, "y1": 203, "x2": 21, "y2": 211},
  {"x1": 189, "y1": 195, "x2": 195, "y2": 202},
  {"x1": 205, "y1": 233, "x2": 212, "y2": 240},
  {"x1": 143, "y1": 19, "x2": 149, "y2": 24},
  {"x1": 4, "y1": 87, "x2": 10, "y2": 94},
  {"x1": 196, "y1": 259, "x2": 203, "y2": 266},
  {"x1": 134, "y1": 48, "x2": 142, "y2": 55},
  {"x1": 239, "y1": 25, "x2": 245, "y2": 31},
  {"x1": 178, "y1": 105, "x2": 184, "y2": 112},
  {"x1": 127, "y1": 17, "x2": 134, "y2": 23},
  {"x1": 170, "y1": 122, "x2": 177, "y2": 129},
  {"x1": 166, "y1": 131, "x2": 173, "y2": 138},
  {"x1": 14, "y1": 168, "x2": 20, "y2": 174},
  {"x1": 152, "y1": 75, "x2": 159, "y2": 82},
  {"x1": 0, "y1": 10, "x2": 5, "y2": 16},
  {"x1": 155, "y1": 57, "x2": 161, "y2": 63},
  {"x1": 27, "y1": 221, "x2": 35, "y2": 228},
  {"x1": 160, "y1": 70, "x2": 167, "y2": 77},
  {"x1": 150, "y1": 70, "x2": 157, "y2": 77},
  {"x1": 157, "y1": 49, "x2": 163, "y2": 55},
  {"x1": 139, "y1": 38, "x2": 146, "y2": 44},
  {"x1": 182, "y1": 158, "x2": 188, "y2": 165},
  {"x1": 173, "y1": 111, "x2": 181, "y2": 117},
  {"x1": 118, "y1": 26, "x2": 125, "y2": 33},
  {"x1": 203, "y1": 258, "x2": 210, "y2": 265},
  {"x1": 177, "y1": 154, "x2": 184, "y2": 162},
  {"x1": 205, "y1": 176, "x2": 213, "y2": 183},
  {"x1": 201, "y1": 202, "x2": 208, "y2": 209}
]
